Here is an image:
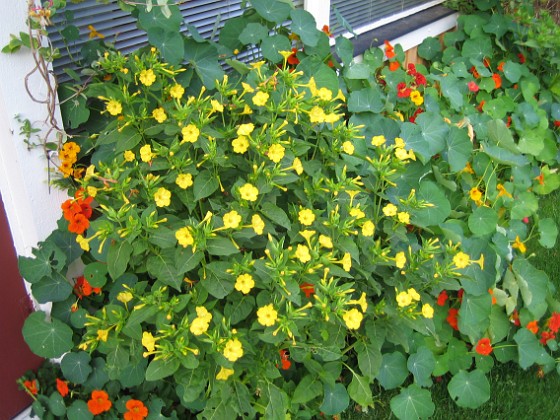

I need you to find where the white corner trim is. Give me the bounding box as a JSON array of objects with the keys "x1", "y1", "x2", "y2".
[
  {"x1": 304, "y1": 0, "x2": 330, "y2": 29},
  {"x1": 389, "y1": 12, "x2": 459, "y2": 53},
  {"x1": 12, "y1": 406, "x2": 35, "y2": 420}
]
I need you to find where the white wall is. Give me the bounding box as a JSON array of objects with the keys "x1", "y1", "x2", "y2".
[{"x1": 0, "y1": 1, "x2": 66, "y2": 261}]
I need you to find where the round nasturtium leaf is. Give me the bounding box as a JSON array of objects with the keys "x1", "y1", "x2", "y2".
[
  {"x1": 48, "y1": 391, "x2": 67, "y2": 417},
  {"x1": 83, "y1": 262, "x2": 108, "y2": 288},
  {"x1": 22, "y1": 311, "x2": 74, "y2": 359},
  {"x1": 468, "y1": 206, "x2": 498, "y2": 236},
  {"x1": 390, "y1": 384, "x2": 435, "y2": 420},
  {"x1": 61, "y1": 351, "x2": 93, "y2": 384},
  {"x1": 319, "y1": 382, "x2": 350, "y2": 415},
  {"x1": 67, "y1": 400, "x2": 93, "y2": 420},
  {"x1": 447, "y1": 369, "x2": 490, "y2": 409},
  {"x1": 376, "y1": 351, "x2": 409, "y2": 390}
]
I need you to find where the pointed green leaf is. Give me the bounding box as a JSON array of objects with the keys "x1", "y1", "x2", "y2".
[
  {"x1": 356, "y1": 341, "x2": 382, "y2": 378},
  {"x1": 390, "y1": 384, "x2": 435, "y2": 420},
  {"x1": 348, "y1": 372, "x2": 374, "y2": 407},
  {"x1": 201, "y1": 261, "x2": 234, "y2": 298},
  {"x1": 292, "y1": 375, "x2": 322, "y2": 404},
  {"x1": 206, "y1": 236, "x2": 240, "y2": 256},
  {"x1": 147, "y1": 249, "x2": 182, "y2": 291},
  {"x1": 261, "y1": 202, "x2": 291, "y2": 230},
  {"x1": 22, "y1": 311, "x2": 74, "y2": 358},
  {"x1": 107, "y1": 241, "x2": 133, "y2": 280},
  {"x1": 145, "y1": 358, "x2": 180, "y2": 381},
  {"x1": 193, "y1": 170, "x2": 219, "y2": 201},
  {"x1": 447, "y1": 369, "x2": 490, "y2": 409}
]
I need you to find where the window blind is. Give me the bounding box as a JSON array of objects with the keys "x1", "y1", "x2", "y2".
[
  {"x1": 330, "y1": 0, "x2": 444, "y2": 36},
  {"x1": 48, "y1": 0, "x2": 304, "y2": 80}
]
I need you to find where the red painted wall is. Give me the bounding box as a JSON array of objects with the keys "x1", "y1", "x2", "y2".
[{"x1": 0, "y1": 194, "x2": 43, "y2": 420}]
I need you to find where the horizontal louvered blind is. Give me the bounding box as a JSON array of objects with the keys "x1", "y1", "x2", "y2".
[
  {"x1": 330, "y1": 0, "x2": 441, "y2": 36},
  {"x1": 48, "y1": 0, "x2": 304, "y2": 80}
]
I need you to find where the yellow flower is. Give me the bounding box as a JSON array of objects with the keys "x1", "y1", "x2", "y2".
[
  {"x1": 355, "y1": 292, "x2": 368, "y2": 312},
  {"x1": 361, "y1": 220, "x2": 375, "y2": 236},
  {"x1": 235, "y1": 273, "x2": 255, "y2": 294},
  {"x1": 371, "y1": 135, "x2": 386, "y2": 147},
  {"x1": 176, "y1": 226, "x2": 194, "y2": 248},
  {"x1": 210, "y1": 99, "x2": 224, "y2": 113},
  {"x1": 241, "y1": 104, "x2": 253, "y2": 115},
  {"x1": 469, "y1": 187, "x2": 483, "y2": 202},
  {"x1": 410, "y1": 90, "x2": 424, "y2": 106},
  {"x1": 216, "y1": 367, "x2": 235, "y2": 381},
  {"x1": 195, "y1": 306, "x2": 212, "y2": 323},
  {"x1": 394, "y1": 147, "x2": 410, "y2": 161},
  {"x1": 140, "y1": 144, "x2": 154, "y2": 162},
  {"x1": 343, "y1": 308, "x2": 363, "y2": 330},
  {"x1": 496, "y1": 183, "x2": 512, "y2": 198},
  {"x1": 152, "y1": 107, "x2": 167, "y2": 123},
  {"x1": 349, "y1": 207, "x2": 365, "y2": 219},
  {"x1": 298, "y1": 208, "x2": 315, "y2": 226},
  {"x1": 309, "y1": 106, "x2": 326, "y2": 123},
  {"x1": 154, "y1": 187, "x2": 171, "y2": 207},
  {"x1": 169, "y1": 84, "x2": 184, "y2": 99},
  {"x1": 422, "y1": 303, "x2": 434, "y2": 319},
  {"x1": 396, "y1": 291, "x2": 413, "y2": 307},
  {"x1": 106, "y1": 99, "x2": 122, "y2": 116},
  {"x1": 394, "y1": 137, "x2": 405, "y2": 148},
  {"x1": 397, "y1": 212, "x2": 410, "y2": 224},
  {"x1": 232, "y1": 136, "x2": 250, "y2": 154},
  {"x1": 97, "y1": 329, "x2": 109, "y2": 342},
  {"x1": 395, "y1": 251, "x2": 406, "y2": 269},
  {"x1": 223, "y1": 210, "x2": 242, "y2": 229},
  {"x1": 123, "y1": 150, "x2": 135, "y2": 162},
  {"x1": 181, "y1": 124, "x2": 200, "y2": 143},
  {"x1": 341, "y1": 252, "x2": 352, "y2": 272},
  {"x1": 139, "y1": 68, "x2": 156, "y2": 86},
  {"x1": 142, "y1": 331, "x2": 156, "y2": 352},
  {"x1": 117, "y1": 291, "x2": 133, "y2": 304},
  {"x1": 342, "y1": 141, "x2": 354, "y2": 155},
  {"x1": 383, "y1": 203, "x2": 398, "y2": 217},
  {"x1": 76, "y1": 235, "x2": 90, "y2": 251},
  {"x1": 237, "y1": 123, "x2": 255, "y2": 136},
  {"x1": 292, "y1": 157, "x2": 304, "y2": 175},
  {"x1": 223, "y1": 338, "x2": 244, "y2": 362},
  {"x1": 295, "y1": 244, "x2": 312, "y2": 263},
  {"x1": 251, "y1": 214, "x2": 265, "y2": 235},
  {"x1": 268, "y1": 144, "x2": 285, "y2": 163},
  {"x1": 324, "y1": 113, "x2": 342, "y2": 124},
  {"x1": 317, "y1": 87, "x2": 333, "y2": 101},
  {"x1": 241, "y1": 82, "x2": 254, "y2": 93},
  {"x1": 239, "y1": 183, "x2": 259, "y2": 201},
  {"x1": 318, "y1": 234, "x2": 333, "y2": 249},
  {"x1": 407, "y1": 288, "x2": 420, "y2": 301},
  {"x1": 176, "y1": 173, "x2": 193, "y2": 189},
  {"x1": 299, "y1": 230, "x2": 316, "y2": 242},
  {"x1": 189, "y1": 317, "x2": 210, "y2": 335},
  {"x1": 512, "y1": 236, "x2": 527, "y2": 253},
  {"x1": 257, "y1": 304, "x2": 278, "y2": 327},
  {"x1": 252, "y1": 91, "x2": 269, "y2": 107},
  {"x1": 453, "y1": 251, "x2": 471, "y2": 269}
]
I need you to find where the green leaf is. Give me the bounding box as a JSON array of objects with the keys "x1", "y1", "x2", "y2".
[
  {"x1": 206, "y1": 236, "x2": 240, "y2": 256},
  {"x1": 483, "y1": 13, "x2": 510, "y2": 38},
  {"x1": 147, "y1": 27, "x2": 185, "y2": 65},
  {"x1": 345, "y1": 62, "x2": 373, "y2": 80},
  {"x1": 292, "y1": 375, "x2": 322, "y2": 404},
  {"x1": 347, "y1": 87, "x2": 384, "y2": 113},
  {"x1": 107, "y1": 241, "x2": 133, "y2": 280},
  {"x1": 335, "y1": 37, "x2": 354, "y2": 66},
  {"x1": 418, "y1": 36, "x2": 442, "y2": 60},
  {"x1": 193, "y1": 170, "x2": 219, "y2": 201},
  {"x1": 514, "y1": 328, "x2": 542, "y2": 369},
  {"x1": 175, "y1": 248, "x2": 204, "y2": 274},
  {"x1": 61, "y1": 351, "x2": 92, "y2": 384},
  {"x1": 511, "y1": 191, "x2": 538, "y2": 220},
  {"x1": 445, "y1": 126, "x2": 472, "y2": 172},
  {"x1": 119, "y1": 358, "x2": 148, "y2": 387},
  {"x1": 290, "y1": 9, "x2": 320, "y2": 47},
  {"x1": 518, "y1": 130, "x2": 545, "y2": 156},
  {"x1": 251, "y1": 0, "x2": 291, "y2": 24},
  {"x1": 401, "y1": 112, "x2": 449, "y2": 163},
  {"x1": 512, "y1": 258, "x2": 550, "y2": 318},
  {"x1": 261, "y1": 202, "x2": 291, "y2": 230},
  {"x1": 447, "y1": 369, "x2": 490, "y2": 409},
  {"x1": 377, "y1": 352, "x2": 408, "y2": 390},
  {"x1": 22, "y1": 311, "x2": 74, "y2": 358},
  {"x1": 67, "y1": 400, "x2": 93, "y2": 420},
  {"x1": 83, "y1": 357, "x2": 109, "y2": 390},
  {"x1": 481, "y1": 142, "x2": 528, "y2": 166},
  {"x1": 48, "y1": 391, "x2": 67, "y2": 416},
  {"x1": 147, "y1": 249, "x2": 182, "y2": 291},
  {"x1": 458, "y1": 293, "x2": 492, "y2": 337},
  {"x1": 263, "y1": 381, "x2": 289, "y2": 420},
  {"x1": 138, "y1": 3, "x2": 182, "y2": 30},
  {"x1": 224, "y1": 295, "x2": 255, "y2": 325},
  {"x1": 31, "y1": 272, "x2": 73, "y2": 303},
  {"x1": 18, "y1": 255, "x2": 51, "y2": 284},
  {"x1": 59, "y1": 86, "x2": 90, "y2": 129},
  {"x1": 145, "y1": 358, "x2": 180, "y2": 381},
  {"x1": 407, "y1": 346, "x2": 436, "y2": 387},
  {"x1": 220, "y1": 17, "x2": 246, "y2": 50},
  {"x1": 239, "y1": 23, "x2": 268, "y2": 45},
  {"x1": 390, "y1": 384, "x2": 435, "y2": 420},
  {"x1": 319, "y1": 382, "x2": 350, "y2": 415},
  {"x1": 83, "y1": 262, "x2": 108, "y2": 288},
  {"x1": 446, "y1": 338, "x2": 473, "y2": 375},
  {"x1": 486, "y1": 119, "x2": 518, "y2": 153},
  {"x1": 260, "y1": 35, "x2": 291, "y2": 63},
  {"x1": 461, "y1": 36, "x2": 493, "y2": 61},
  {"x1": 411, "y1": 181, "x2": 451, "y2": 228},
  {"x1": 503, "y1": 61, "x2": 524, "y2": 83},
  {"x1": 538, "y1": 218, "x2": 558, "y2": 249},
  {"x1": 356, "y1": 341, "x2": 382, "y2": 378},
  {"x1": 201, "y1": 261, "x2": 235, "y2": 298},
  {"x1": 348, "y1": 372, "x2": 374, "y2": 407},
  {"x1": 468, "y1": 206, "x2": 498, "y2": 236}
]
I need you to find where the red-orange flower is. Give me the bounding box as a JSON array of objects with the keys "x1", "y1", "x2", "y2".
[
  {"x1": 73, "y1": 276, "x2": 101, "y2": 299},
  {"x1": 510, "y1": 309, "x2": 521, "y2": 326},
  {"x1": 482, "y1": 57, "x2": 491, "y2": 68},
  {"x1": 68, "y1": 213, "x2": 90, "y2": 234},
  {"x1": 488, "y1": 289, "x2": 497, "y2": 305},
  {"x1": 477, "y1": 100, "x2": 485, "y2": 112},
  {"x1": 470, "y1": 66, "x2": 480, "y2": 78},
  {"x1": 518, "y1": 53, "x2": 526, "y2": 63},
  {"x1": 87, "y1": 390, "x2": 112, "y2": 415},
  {"x1": 468, "y1": 81, "x2": 479, "y2": 92},
  {"x1": 278, "y1": 349, "x2": 291, "y2": 370},
  {"x1": 497, "y1": 61, "x2": 505, "y2": 72},
  {"x1": 548, "y1": 312, "x2": 560, "y2": 333},
  {"x1": 300, "y1": 282, "x2": 315, "y2": 298},
  {"x1": 384, "y1": 40, "x2": 395, "y2": 59},
  {"x1": 446, "y1": 308, "x2": 459, "y2": 330},
  {"x1": 492, "y1": 73, "x2": 502, "y2": 89},
  {"x1": 389, "y1": 61, "x2": 400, "y2": 71},
  {"x1": 526, "y1": 320, "x2": 539, "y2": 334},
  {"x1": 437, "y1": 290, "x2": 448, "y2": 306},
  {"x1": 56, "y1": 378, "x2": 69, "y2": 397},
  {"x1": 475, "y1": 338, "x2": 493, "y2": 356},
  {"x1": 540, "y1": 330, "x2": 556, "y2": 345},
  {"x1": 321, "y1": 25, "x2": 332, "y2": 37},
  {"x1": 287, "y1": 48, "x2": 299, "y2": 66},
  {"x1": 124, "y1": 399, "x2": 148, "y2": 420},
  {"x1": 23, "y1": 379, "x2": 38, "y2": 395}
]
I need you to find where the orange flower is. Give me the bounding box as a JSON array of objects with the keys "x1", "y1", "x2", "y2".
[
  {"x1": 477, "y1": 100, "x2": 485, "y2": 112},
  {"x1": 512, "y1": 235, "x2": 527, "y2": 254},
  {"x1": 488, "y1": 289, "x2": 497, "y2": 305},
  {"x1": 56, "y1": 378, "x2": 69, "y2": 397},
  {"x1": 389, "y1": 61, "x2": 400, "y2": 71},
  {"x1": 447, "y1": 308, "x2": 459, "y2": 331},
  {"x1": 321, "y1": 25, "x2": 332, "y2": 37},
  {"x1": 475, "y1": 338, "x2": 493, "y2": 356},
  {"x1": 492, "y1": 73, "x2": 502, "y2": 89},
  {"x1": 68, "y1": 213, "x2": 90, "y2": 234},
  {"x1": 497, "y1": 61, "x2": 505, "y2": 72},
  {"x1": 482, "y1": 57, "x2": 491, "y2": 68},
  {"x1": 384, "y1": 40, "x2": 395, "y2": 59},
  {"x1": 124, "y1": 399, "x2": 148, "y2": 420},
  {"x1": 526, "y1": 320, "x2": 539, "y2": 334},
  {"x1": 278, "y1": 349, "x2": 291, "y2": 370},
  {"x1": 470, "y1": 66, "x2": 480, "y2": 78},
  {"x1": 87, "y1": 390, "x2": 112, "y2": 415},
  {"x1": 23, "y1": 379, "x2": 38, "y2": 395},
  {"x1": 300, "y1": 282, "x2": 315, "y2": 298},
  {"x1": 548, "y1": 312, "x2": 560, "y2": 333}
]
